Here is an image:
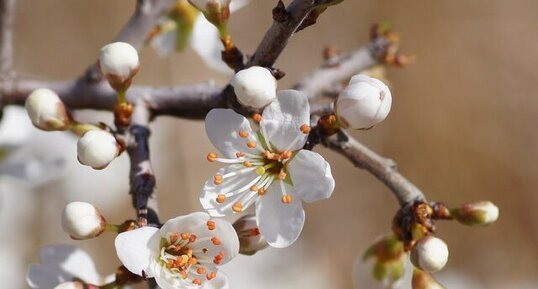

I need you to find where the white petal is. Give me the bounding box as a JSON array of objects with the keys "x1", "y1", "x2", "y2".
[
  {"x1": 189, "y1": 218, "x2": 240, "y2": 265},
  {"x1": 160, "y1": 212, "x2": 209, "y2": 235},
  {"x1": 190, "y1": 15, "x2": 231, "y2": 73},
  {"x1": 200, "y1": 165, "x2": 259, "y2": 217},
  {"x1": 255, "y1": 181, "x2": 305, "y2": 248},
  {"x1": 205, "y1": 109, "x2": 257, "y2": 158},
  {"x1": 0, "y1": 106, "x2": 32, "y2": 148},
  {"x1": 115, "y1": 226, "x2": 159, "y2": 277},
  {"x1": 260, "y1": 90, "x2": 310, "y2": 151},
  {"x1": 287, "y1": 150, "x2": 335, "y2": 203},
  {"x1": 229, "y1": 0, "x2": 250, "y2": 12},
  {"x1": 203, "y1": 271, "x2": 229, "y2": 289},
  {"x1": 38, "y1": 245, "x2": 100, "y2": 284},
  {"x1": 27, "y1": 265, "x2": 65, "y2": 289}
]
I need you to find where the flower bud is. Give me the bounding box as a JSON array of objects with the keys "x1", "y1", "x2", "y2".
[
  {"x1": 233, "y1": 215, "x2": 268, "y2": 255},
  {"x1": 54, "y1": 281, "x2": 85, "y2": 289},
  {"x1": 335, "y1": 74, "x2": 392, "y2": 129},
  {"x1": 410, "y1": 236, "x2": 449, "y2": 273},
  {"x1": 412, "y1": 269, "x2": 446, "y2": 289},
  {"x1": 99, "y1": 42, "x2": 139, "y2": 92},
  {"x1": 77, "y1": 130, "x2": 119, "y2": 170},
  {"x1": 231, "y1": 66, "x2": 276, "y2": 108},
  {"x1": 61, "y1": 202, "x2": 106, "y2": 240},
  {"x1": 25, "y1": 88, "x2": 71, "y2": 131},
  {"x1": 451, "y1": 201, "x2": 499, "y2": 226}
]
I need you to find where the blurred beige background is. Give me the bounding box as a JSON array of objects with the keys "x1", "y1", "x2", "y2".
[{"x1": 2, "y1": 0, "x2": 538, "y2": 288}]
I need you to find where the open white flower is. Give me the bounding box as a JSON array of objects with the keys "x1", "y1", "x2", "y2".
[
  {"x1": 115, "y1": 212, "x2": 239, "y2": 289},
  {"x1": 201, "y1": 90, "x2": 335, "y2": 248},
  {"x1": 150, "y1": 0, "x2": 250, "y2": 73},
  {"x1": 26, "y1": 245, "x2": 105, "y2": 289}
]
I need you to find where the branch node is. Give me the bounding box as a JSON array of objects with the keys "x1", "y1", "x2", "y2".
[{"x1": 272, "y1": 1, "x2": 288, "y2": 23}]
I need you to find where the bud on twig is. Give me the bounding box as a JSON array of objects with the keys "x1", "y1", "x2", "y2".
[
  {"x1": 77, "y1": 130, "x2": 120, "y2": 170},
  {"x1": 233, "y1": 215, "x2": 268, "y2": 255},
  {"x1": 451, "y1": 201, "x2": 499, "y2": 226},
  {"x1": 410, "y1": 236, "x2": 449, "y2": 273},
  {"x1": 335, "y1": 74, "x2": 392, "y2": 129},
  {"x1": 25, "y1": 88, "x2": 72, "y2": 131},
  {"x1": 61, "y1": 202, "x2": 106, "y2": 240},
  {"x1": 188, "y1": 0, "x2": 230, "y2": 27},
  {"x1": 231, "y1": 66, "x2": 277, "y2": 108},
  {"x1": 99, "y1": 42, "x2": 139, "y2": 92}
]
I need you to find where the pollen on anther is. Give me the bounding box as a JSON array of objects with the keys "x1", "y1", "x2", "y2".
[
  {"x1": 181, "y1": 233, "x2": 189, "y2": 240},
  {"x1": 192, "y1": 279, "x2": 202, "y2": 285},
  {"x1": 232, "y1": 202, "x2": 243, "y2": 212},
  {"x1": 281, "y1": 194, "x2": 293, "y2": 204},
  {"x1": 258, "y1": 188, "x2": 267, "y2": 196},
  {"x1": 216, "y1": 194, "x2": 226, "y2": 204},
  {"x1": 207, "y1": 152, "x2": 218, "y2": 162},
  {"x1": 246, "y1": 141, "x2": 257, "y2": 148},
  {"x1": 264, "y1": 151, "x2": 274, "y2": 160},
  {"x1": 189, "y1": 234, "x2": 197, "y2": 243},
  {"x1": 243, "y1": 161, "x2": 253, "y2": 167},
  {"x1": 238, "y1": 130, "x2": 249, "y2": 138},
  {"x1": 211, "y1": 237, "x2": 222, "y2": 245},
  {"x1": 213, "y1": 175, "x2": 223, "y2": 185},
  {"x1": 282, "y1": 150, "x2": 292, "y2": 159},
  {"x1": 300, "y1": 124, "x2": 311, "y2": 134},
  {"x1": 277, "y1": 170, "x2": 287, "y2": 180},
  {"x1": 207, "y1": 272, "x2": 217, "y2": 280},
  {"x1": 197, "y1": 267, "x2": 207, "y2": 274},
  {"x1": 250, "y1": 228, "x2": 261, "y2": 236},
  {"x1": 207, "y1": 220, "x2": 216, "y2": 230},
  {"x1": 252, "y1": 113, "x2": 262, "y2": 123},
  {"x1": 250, "y1": 185, "x2": 258, "y2": 192},
  {"x1": 236, "y1": 151, "x2": 245, "y2": 158}
]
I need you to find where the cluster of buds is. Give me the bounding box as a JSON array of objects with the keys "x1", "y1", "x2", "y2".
[{"x1": 230, "y1": 66, "x2": 277, "y2": 108}]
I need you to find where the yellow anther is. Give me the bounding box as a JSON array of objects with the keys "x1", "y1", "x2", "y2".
[
  {"x1": 243, "y1": 161, "x2": 253, "y2": 167},
  {"x1": 179, "y1": 254, "x2": 189, "y2": 265},
  {"x1": 232, "y1": 202, "x2": 243, "y2": 213},
  {"x1": 238, "y1": 129, "x2": 249, "y2": 138},
  {"x1": 255, "y1": 166, "x2": 266, "y2": 175},
  {"x1": 300, "y1": 124, "x2": 311, "y2": 134},
  {"x1": 246, "y1": 141, "x2": 257, "y2": 148},
  {"x1": 207, "y1": 220, "x2": 216, "y2": 230},
  {"x1": 281, "y1": 194, "x2": 293, "y2": 204},
  {"x1": 277, "y1": 170, "x2": 287, "y2": 180},
  {"x1": 252, "y1": 113, "x2": 262, "y2": 123},
  {"x1": 207, "y1": 152, "x2": 218, "y2": 162},
  {"x1": 250, "y1": 185, "x2": 258, "y2": 192},
  {"x1": 216, "y1": 194, "x2": 226, "y2": 204}
]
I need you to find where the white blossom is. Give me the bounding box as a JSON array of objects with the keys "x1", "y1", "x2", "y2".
[
  {"x1": 201, "y1": 90, "x2": 335, "y2": 248},
  {"x1": 335, "y1": 74, "x2": 392, "y2": 129},
  {"x1": 230, "y1": 66, "x2": 276, "y2": 108},
  {"x1": 25, "y1": 88, "x2": 71, "y2": 131},
  {"x1": 411, "y1": 236, "x2": 449, "y2": 273},
  {"x1": 61, "y1": 202, "x2": 106, "y2": 240},
  {"x1": 26, "y1": 245, "x2": 104, "y2": 288},
  {"x1": 115, "y1": 212, "x2": 238, "y2": 289},
  {"x1": 77, "y1": 130, "x2": 119, "y2": 170},
  {"x1": 99, "y1": 42, "x2": 139, "y2": 88},
  {"x1": 150, "y1": 0, "x2": 250, "y2": 73}
]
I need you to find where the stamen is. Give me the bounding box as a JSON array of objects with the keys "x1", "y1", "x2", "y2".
[
  {"x1": 207, "y1": 272, "x2": 217, "y2": 280},
  {"x1": 258, "y1": 188, "x2": 267, "y2": 196},
  {"x1": 264, "y1": 151, "x2": 274, "y2": 160},
  {"x1": 250, "y1": 185, "x2": 258, "y2": 192},
  {"x1": 189, "y1": 257, "x2": 198, "y2": 265},
  {"x1": 238, "y1": 130, "x2": 249, "y2": 138},
  {"x1": 216, "y1": 194, "x2": 226, "y2": 204},
  {"x1": 246, "y1": 141, "x2": 257, "y2": 148},
  {"x1": 207, "y1": 221, "x2": 216, "y2": 230},
  {"x1": 277, "y1": 170, "x2": 287, "y2": 180},
  {"x1": 197, "y1": 267, "x2": 207, "y2": 274},
  {"x1": 181, "y1": 233, "x2": 189, "y2": 240},
  {"x1": 207, "y1": 152, "x2": 218, "y2": 162},
  {"x1": 211, "y1": 237, "x2": 222, "y2": 245},
  {"x1": 300, "y1": 124, "x2": 311, "y2": 134},
  {"x1": 232, "y1": 202, "x2": 243, "y2": 213},
  {"x1": 282, "y1": 150, "x2": 292, "y2": 160},
  {"x1": 256, "y1": 166, "x2": 266, "y2": 175},
  {"x1": 189, "y1": 234, "x2": 197, "y2": 243},
  {"x1": 243, "y1": 161, "x2": 253, "y2": 167},
  {"x1": 236, "y1": 151, "x2": 245, "y2": 158},
  {"x1": 213, "y1": 175, "x2": 223, "y2": 185},
  {"x1": 250, "y1": 228, "x2": 261, "y2": 236},
  {"x1": 252, "y1": 113, "x2": 262, "y2": 123},
  {"x1": 170, "y1": 233, "x2": 180, "y2": 244},
  {"x1": 281, "y1": 194, "x2": 293, "y2": 204},
  {"x1": 192, "y1": 279, "x2": 202, "y2": 285}
]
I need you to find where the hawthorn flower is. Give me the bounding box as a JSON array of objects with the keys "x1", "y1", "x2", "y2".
[
  {"x1": 230, "y1": 66, "x2": 276, "y2": 108},
  {"x1": 335, "y1": 74, "x2": 392, "y2": 129},
  {"x1": 201, "y1": 90, "x2": 335, "y2": 248},
  {"x1": 61, "y1": 202, "x2": 107, "y2": 240},
  {"x1": 150, "y1": 0, "x2": 250, "y2": 73},
  {"x1": 410, "y1": 236, "x2": 449, "y2": 273},
  {"x1": 115, "y1": 212, "x2": 239, "y2": 289},
  {"x1": 77, "y1": 130, "x2": 120, "y2": 170},
  {"x1": 27, "y1": 245, "x2": 107, "y2": 288},
  {"x1": 25, "y1": 88, "x2": 72, "y2": 131}
]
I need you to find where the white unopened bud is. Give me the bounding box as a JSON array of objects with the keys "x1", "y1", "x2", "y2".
[
  {"x1": 62, "y1": 202, "x2": 106, "y2": 240},
  {"x1": 25, "y1": 88, "x2": 71, "y2": 131},
  {"x1": 189, "y1": 0, "x2": 230, "y2": 13},
  {"x1": 451, "y1": 201, "x2": 499, "y2": 226},
  {"x1": 411, "y1": 236, "x2": 449, "y2": 273},
  {"x1": 231, "y1": 66, "x2": 276, "y2": 108},
  {"x1": 335, "y1": 74, "x2": 392, "y2": 129},
  {"x1": 233, "y1": 215, "x2": 268, "y2": 255},
  {"x1": 99, "y1": 42, "x2": 139, "y2": 91},
  {"x1": 54, "y1": 281, "x2": 85, "y2": 289},
  {"x1": 77, "y1": 130, "x2": 119, "y2": 170}
]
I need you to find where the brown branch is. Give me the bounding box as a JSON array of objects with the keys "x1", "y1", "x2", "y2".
[
  {"x1": 0, "y1": 0, "x2": 16, "y2": 79},
  {"x1": 0, "y1": 78, "x2": 225, "y2": 119},
  {"x1": 322, "y1": 130, "x2": 425, "y2": 206},
  {"x1": 83, "y1": 0, "x2": 176, "y2": 82}
]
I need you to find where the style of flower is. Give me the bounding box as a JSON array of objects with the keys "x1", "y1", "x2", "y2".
[
  {"x1": 149, "y1": 0, "x2": 250, "y2": 73},
  {"x1": 26, "y1": 245, "x2": 108, "y2": 289},
  {"x1": 115, "y1": 212, "x2": 238, "y2": 289},
  {"x1": 201, "y1": 90, "x2": 335, "y2": 248}
]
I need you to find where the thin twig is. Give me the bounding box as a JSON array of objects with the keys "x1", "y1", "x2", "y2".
[{"x1": 322, "y1": 130, "x2": 425, "y2": 205}]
